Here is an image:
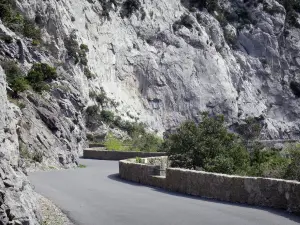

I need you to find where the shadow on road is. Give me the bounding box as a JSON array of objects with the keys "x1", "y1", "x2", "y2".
[{"x1": 107, "y1": 173, "x2": 300, "y2": 223}]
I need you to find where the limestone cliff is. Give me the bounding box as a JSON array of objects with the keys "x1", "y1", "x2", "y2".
[{"x1": 1, "y1": 0, "x2": 300, "y2": 223}]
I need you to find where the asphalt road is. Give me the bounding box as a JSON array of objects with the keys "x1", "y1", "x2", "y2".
[{"x1": 29, "y1": 159, "x2": 300, "y2": 225}]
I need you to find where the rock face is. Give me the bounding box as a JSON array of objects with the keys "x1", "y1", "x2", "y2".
[
  {"x1": 1, "y1": 0, "x2": 300, "y2": 223},
  {"x1": 11, "y1": 0, "x2": 300, "y2": 139},
  {"x1": 0, "y1": 67, "x2": 40, "y2": 224}
]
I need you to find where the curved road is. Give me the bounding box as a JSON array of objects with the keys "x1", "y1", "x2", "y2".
[{"x1": 29, "y1": 159, "x2": 300, "y2": 225}]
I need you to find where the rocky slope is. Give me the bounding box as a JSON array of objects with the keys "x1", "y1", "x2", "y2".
[
  {"x1": 0, "y1": 0, "x2": 300, "y2": 224},
  {"x1": 0, "y1": 66, "x2": 40, "y2": 224},
  {"x1": 12, "y1": 0, "x2": 300, "y2": 139}
]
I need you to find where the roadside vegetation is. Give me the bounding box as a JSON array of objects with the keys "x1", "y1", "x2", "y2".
[{"x1": 163, "y1": 112, "x2": 300, "y2": 181}]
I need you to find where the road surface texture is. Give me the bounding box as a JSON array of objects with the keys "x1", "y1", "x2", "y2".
[{"x1": 29, "y1": 159, "x2": 300, "y2": 225}]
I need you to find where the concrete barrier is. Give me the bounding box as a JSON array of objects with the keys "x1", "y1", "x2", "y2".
[
  {"x1": 119, "y1": 157, "x2": 300, "y2": 213},
  {"x1": 83, "y1": 149, "x2": 167, "y2": 160}
]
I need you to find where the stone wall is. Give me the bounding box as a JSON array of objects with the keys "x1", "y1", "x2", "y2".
[
  {"x1": 119, "y1": 158, "x2": 300, "y2": 213},
  {"x1": 83, "y1": 149, "x2": 167, "y2": 160}
]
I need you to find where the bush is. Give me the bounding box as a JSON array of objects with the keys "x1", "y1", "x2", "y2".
[
  {"x1": 163, "y1": 113, "x2": 300, "y2": 181},
  {"x1": 85, "y1": 105, "x2": 101, "y2": 129},
  {"x1": 164, "y1": 112, "x2": 250, "y2": 174},
  {"x1": 86, "y1": 105, "x2": 99, "y2": 117},
  {"x1": 248, "y1": 147, "x2": 290, "y2": 178},
  {"x1": 120, "y1": 0, "x2": 141, "y2": 18},
  {"x1": 104, "y1": 133, "x2": 124, "y2": 151},
  {"x1": 65, "y1": 31, "x2": 80, "y2": 64},
  {"x1": 1, "y1": 60, "x2": 29, "y2": 97},
  {"x1": 0, "y1": 0, "x2": 24, "y2": 32},
  {"x1": 23, "y1": 18, "x2": 41, "y2": 40},
  {"x1": 131, "y1": 133, "x2": 162, "y2": 152},
  {"x1": 0, "y1": 1, "x2": 41, "y2": 39},
  {"x1": 26, "y1": 63, "x2": 57, "y2": 93},
  {"x1": 84, "y1": 67, "x2": 94, "y2": 79},
  {"x1": 65, "y1": 31, "x2": 89, "y2": 65},
  {"x1": 32, "y1": 151, "x2": 43, "y2": 163},
  {"x1": 284, "y1": 144, "x2": 300, "y2": 181},
  {"x1": 100, "y1": 110, "x2": 115, "y2": 123},
  {"x1": 80, "y1": 44, "x2": 89, "y2": 52},
  {"x1": 235, "y1": 117, "x2": 263, "y2": 141},
  {"x1": 136, "y1": 157, "x2": 144, "y2": 163}
]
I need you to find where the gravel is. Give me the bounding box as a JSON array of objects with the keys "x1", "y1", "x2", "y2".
[{"x1": 37, "y1": 194, "x2": 74, "y2": 225}]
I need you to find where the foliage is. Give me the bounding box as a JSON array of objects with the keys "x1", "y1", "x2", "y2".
[
  {"x1": 136, "y1": 157, "x2": 144, "y2": 163},
  {"x1": 65, "y1": 31, "x2": 89, "y2": 66},
  {"x1": 78, "y1": 164, "x2": 87, "y2": 168},
  {"x1": 23, "y1": 18, "x2": 41, "y2": 40},
  {"x1": 26, "y1": 63, "x2": 57, "y2": 93},
  {"x1": 104, "y1": 133, "x2": 125, "y2": 151},
  {"x1": 86, "y1": 105, "x2": 99, "y2": 117},
  {"x1": 165, "y1": 112, "x2": 250, "y2": 174},
  {"x1": 85, "y1": 105, "x2": 101, "y2": 129},
  {"x1": 284, "y1": 144, "x2": 300, "y2": 181},
  {"x1": 131, "y1": 133, "x2": 163, "y2": 152},
  {"x1": 19, "y1": 142, "x2": 43, "y2": 163},
  {"x1": 84, "y1": 67, "x2": 95, "y2": 79},
  {"x1": 1, "y1": 60, "x2": 29, "y2": 97},
  {"x1": 0, "y1": 0, "x2": 41, "y2": 40},
  {"x1": 65, "y1": 31, "x2": 80, "y2": 64},
  {"x1": 100, "y1": 110, "x2": 115, "y2": 123},
  {"x1": 164, "y1": 112, "x2": 300, "y2": 181},
  {"x1": 89, "y1": 88, "x2": 107, "y2": 105},
  {"x1": 32, "y1": 151, "x2": 43, "y2": 163},
  {"x1": 248, "y1": 147, "x2": 290, "y2": 178},
  {"x1": 236, "y1": 117, "x2": 263, "y2": 141},
  {"x1": 120, "y1": 0, "x2": 141, "y2": 18}
]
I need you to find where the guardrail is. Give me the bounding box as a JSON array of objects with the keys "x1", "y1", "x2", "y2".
[
  {"x1": 119, "y1": 157, "x2": 300, "y2": 213},
  {"x1": 83, "y1": 149, "x2": 167, "y2": 160}
]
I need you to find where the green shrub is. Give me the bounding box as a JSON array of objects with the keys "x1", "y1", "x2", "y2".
[
  {"x1": 85, "y1": 105, "x2": 101, "y2": 129},
  {"x1": 131, "y1": 133, "x2": 162, "y2": 152},
  {"x1": 89, "y1": 88, "x2": 108, "y2": 105},
  {"x1": 100, "y1": 110, "x2": 115, "y2": 123},
  {"x1": 0, "y1": 0, "x2": 24, "y2": 32},
  {"x1": 120, "y1": 0, "x2": 141, "y2": 18},
  {"x1": 104, "y1": 133, "x2": 124, "y2": 151},
  {"x1": 284, "y1": 144, "x2": 300, "y2": 181},
  {"x1": 1, "y1": 60, "x2": 29, "y2": 97},
  {"x1": 163, "y1": 113, "x2": 300, "y2": 181},
  {"x1": 236, "y1": 117, "x2": 263, "y2": 141},
  {"x1": 65, "y1": 32, "x2": 89, "y2": 65},
  {"x1": 95, "y1": 89, "x2": 107, "y2": 105},
  {"x1": 26, "y1": 63, "x2": 57, "y2": 93},
  {"x1": 164, "y1": 112, "x2": 250, "y2": 174},
  {"x1": 32, "y1": 39, "x2": 40, "y2": 46},
  {"x1": 86, "y1": 105, "x2": 99, "y2": 117},
  {"x1": 84, "y1": 67, "x2": 94, "y2": 79},
  {"x1": 32, "y1": 151, "x2": 43, "y2": 163},
  {"x1": 23, "y1": 18, "x2": 41, "y2": 40},
  {"x1": 80, "y1": 44, "x2": 89, "y2": 52},
  {"x1": 86, "y1": 133, "x2": 95, "y2": 141},
  {"x1": 65, "y1": 31, "x2": 80, "y2": 64},
  {"x1": 248, "y1": 148, "x2": 290, "y2": 178},
  {"x1": 136, "y1": 157, "x2": 144, "y2": 163}
]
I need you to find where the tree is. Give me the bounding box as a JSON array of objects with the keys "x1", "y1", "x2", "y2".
[{"x1": 165, "y1": 112, "x2": 249, "y2": 174}]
